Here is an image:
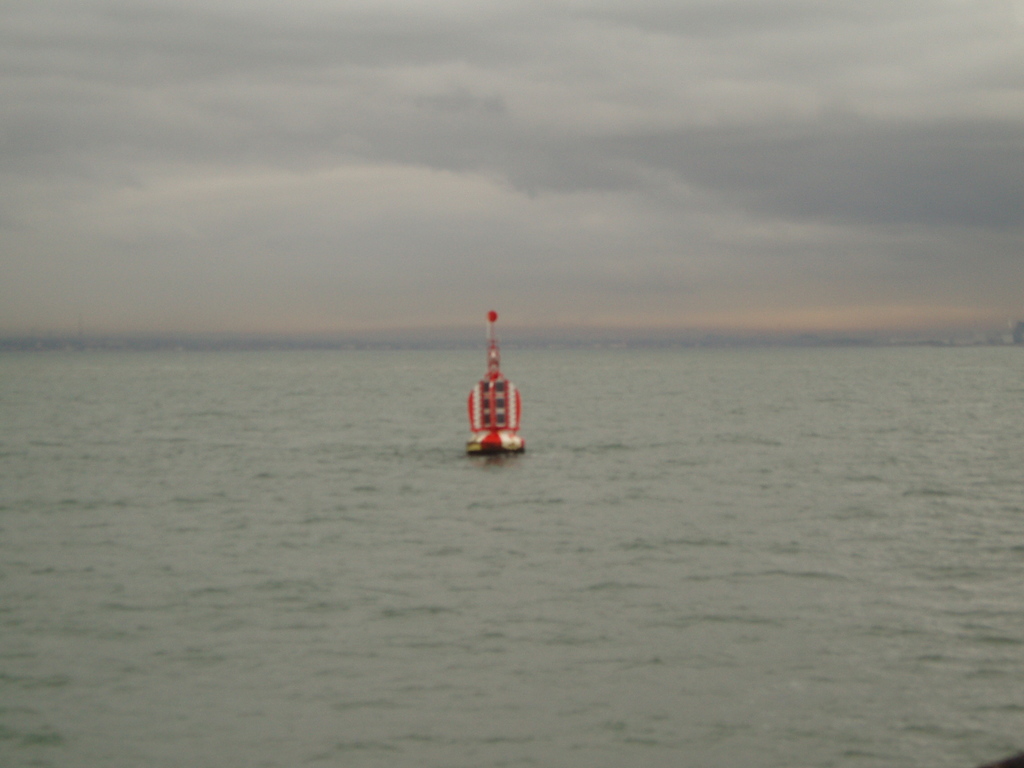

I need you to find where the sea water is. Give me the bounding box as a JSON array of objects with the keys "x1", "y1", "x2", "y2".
[{"x1": 1, "y1": 347, "x2": 1022, "y2": 768}]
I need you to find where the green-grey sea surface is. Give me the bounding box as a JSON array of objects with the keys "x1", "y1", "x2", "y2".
[{"x1": 1, "y1": 347, "x2": 1022, "y2": 768}]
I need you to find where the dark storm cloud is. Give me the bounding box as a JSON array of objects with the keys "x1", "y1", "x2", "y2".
[{"x1": 1, "y1": 0, "x2": 1022, "y2": 335}]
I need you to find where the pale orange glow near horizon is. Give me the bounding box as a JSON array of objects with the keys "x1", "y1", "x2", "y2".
[{"x1": 5, "y1": 303, "x2": 1014, "y2": 341}]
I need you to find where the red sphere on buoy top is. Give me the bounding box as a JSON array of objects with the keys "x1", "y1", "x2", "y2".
[{"x1": 466, "y1": 311, "x2": 524, "y2": 454}]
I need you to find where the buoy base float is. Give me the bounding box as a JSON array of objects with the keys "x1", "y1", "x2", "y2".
[{"x1": 466, "y1": 430, "x2": 525, "y2": 455}]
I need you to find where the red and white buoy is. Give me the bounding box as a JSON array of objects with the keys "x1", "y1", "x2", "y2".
[{"x1": 466, "y1": 311, "x2": 525, "y2": 454}]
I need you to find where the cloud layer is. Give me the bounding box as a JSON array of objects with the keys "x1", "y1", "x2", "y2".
[{"x1": 2, "y1": 0, "x2": 1022, "y2": 336}]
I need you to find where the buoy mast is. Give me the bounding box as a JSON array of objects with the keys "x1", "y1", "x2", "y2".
[{"x1": 486, "y1": 310, "x2": 501, "y2": 380}]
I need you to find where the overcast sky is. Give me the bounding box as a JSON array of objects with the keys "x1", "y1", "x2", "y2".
[{"x1": 2, "y1": 0, "x2": 1022, "y2": 337}]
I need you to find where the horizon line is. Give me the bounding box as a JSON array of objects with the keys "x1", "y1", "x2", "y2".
[{"x1": 1, "y1": 327, "x2": 1019, "y2": 351}]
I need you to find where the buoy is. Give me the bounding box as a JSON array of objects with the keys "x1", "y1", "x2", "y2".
[{"x1": 466, "y1": 311, "x2": 525, "y2": 454}]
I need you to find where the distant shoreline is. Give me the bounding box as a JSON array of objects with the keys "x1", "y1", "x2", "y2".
[{"x1": 1, "y1": 332, "x2": 1018, "y2": 352}]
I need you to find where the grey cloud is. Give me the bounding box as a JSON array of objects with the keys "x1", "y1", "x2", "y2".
[
  {"x1": 563, "y1": 0, "x2": 936, "y2": 36},
  {"x1": 1, "y1": 0, "x2": 1021, "y2": 335},
  {"x1": 605, "y1": 120, "x2": 1024, "y2": 228}
]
